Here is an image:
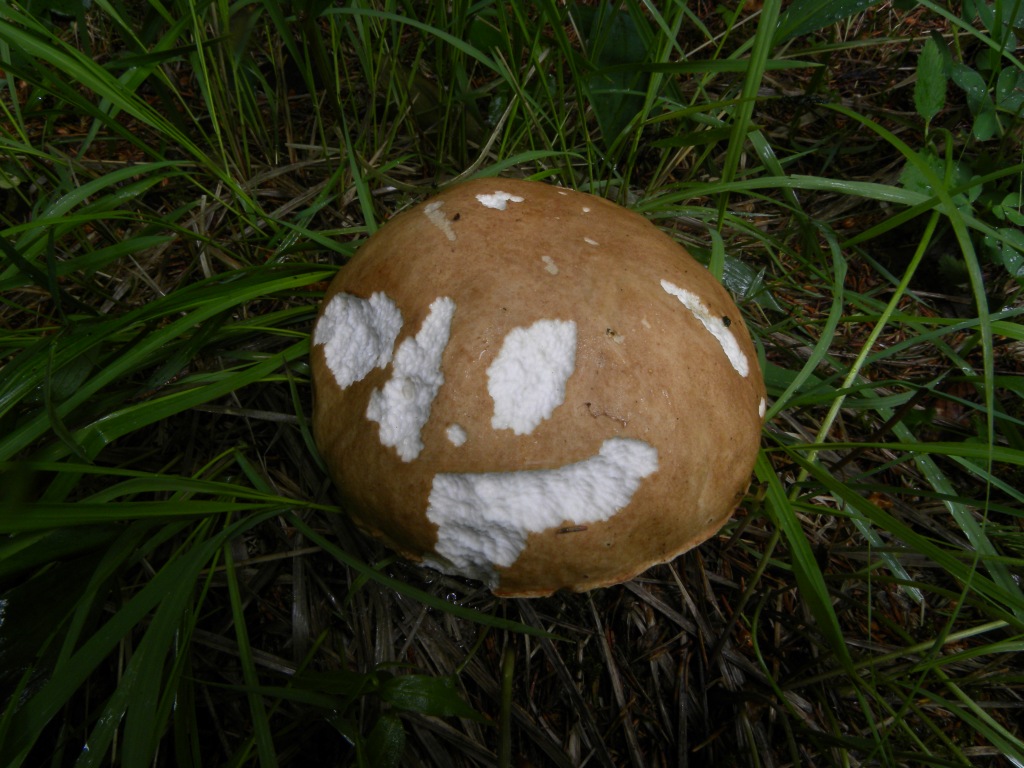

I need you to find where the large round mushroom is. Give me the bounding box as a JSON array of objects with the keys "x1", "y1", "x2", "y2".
[{"x1": 311, "y1": 177, "x2": 765, "y2": 597}]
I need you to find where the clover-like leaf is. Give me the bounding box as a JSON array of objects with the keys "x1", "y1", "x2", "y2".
[
  {"x1": 983, "y1": 227, "x2": 1024, "y2": 278},
  {"x1": 899, "y1": 150, "x2": 978, "y2": 209},
  {"x1": 996, "y1": 67, "x2": 1024, "y2": 113},
  {"x1": 951, "y1": 63, "x2": 992, "y2": 116}
]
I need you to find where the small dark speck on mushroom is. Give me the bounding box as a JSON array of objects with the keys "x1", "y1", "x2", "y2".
[
  {"x1": 558, "y1": 525, "x2": 588, "y2": 534},
  {"x1": 453, "y1": 212, "x2": 461, "y2": 221},
  {"x1": 722, "y1": 316, "x2": 732, "y2": 327}
]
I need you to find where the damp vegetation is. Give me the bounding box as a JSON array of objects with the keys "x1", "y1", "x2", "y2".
[{"x1": 1, "y1": 0, "x2": 1023, "y2": 765}]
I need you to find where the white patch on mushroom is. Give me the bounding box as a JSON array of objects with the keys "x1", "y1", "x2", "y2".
[
  {"x1": 660, "y1": 279, "x2": 749, "y2": 377},
  {"x1": 314, "y1": 292, "x2": 402, "y2": 389},
  {"x1": 423, "y1": 200, "x2": 456, "y2": 241},
  {"x1": 426, "y1": 438, "x2": 659, "y2": 585},
  {"x1": 584, "y1": 237, "x2": 599, "y2": 246},
  {"x1": 487, "y1": 319, "x2": 577, "y2": 435},
  {"x1": 759, "y1": 397, "x2": 766, "y2": 419},
  {"x1": 446, "y1": 423, "x2": 468, "y2": 447},
  {"x1": 366, "y1": 297, "x2": 456, "y2": 462},
  {"x1": 475, "y1": 191, "x2": 524, "y2": 211},
  {"x1": 541, "y1": 255, "x2": 559, "y2": 275}
]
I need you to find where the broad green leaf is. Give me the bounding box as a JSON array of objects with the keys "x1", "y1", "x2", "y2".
[
  {"x1": 972, "y1": 104, "x2": 1001, "y2": 140},
  {"x1": 996, "y1": 66, "x2": 1024, "y2": 112},
  {"x1": 775, "y1": 0, "x2": 884, "y2": 43},
  {"x1": 378, "y1": 674, "x2": 487, "y2": 721},
  {"x1": 914, "y1": 37, "x2": 947, "y2": 123},
  {"x1": 366, "y1": 715, "x2": 406, "y2": 768},
  {"x1": 723, "y1": 255, "x2": 782, "y2": 310},
  {"x1": 573, "y1": 2, "x2": 652, "y2": 147},
  {"x1": 983, "y1": 226, "x2": 1024, "y2": 277},
  {"x1": 994, "y1": 192, "x2": 1024, "y2": 226},
  {"x1": 468, "y1": 15, "x2": 506, "y2": 54},
  {"x1": 0, "y1": 164, "x2": 23, "y2": 189},
  {"x1": 899, "y1": 149, "x2": 978, "y2": 209},
  {"x1": 951, "y1": 63, "x2": 993, "y2": 117},
  {"x1": 293, "y1": 669, "x2": 377, "y2": 699},
  {"x1": 963, "y1": 0, "x2": 994, "y2": 35}
]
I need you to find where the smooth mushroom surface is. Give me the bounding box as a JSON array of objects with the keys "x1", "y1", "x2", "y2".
[{"x1": 311, "y1": 177, "x2": 766, "y2": 597}]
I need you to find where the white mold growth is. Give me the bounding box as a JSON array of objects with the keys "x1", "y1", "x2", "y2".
[
  {"x1": 541, "y1": 255, "x2": 559, "y2": 275},
  {"x1": 446, "y1": 424, "x2": 468, "y2": 447},
  {"x1": 366, "y1": 297, "x2": 456, "y2": 462},
  {"x1": 314, "y1": 292, "x2": 402, "y2": 389},
  {"x1": 426, "y1": 438, "x2": 659, "y2": 585},
  {"x1": 487, "y1": 319, "x2": 577, "y2": 435},
  {"x1": 661, "y1": 279, "x2": 749, "y2": 377},
  {"x1": 475, "y1": 191, "x2": 524, "y2": 210},
  {"x1": 423, "y1": 200, "x2": 456, "y2": 241}
]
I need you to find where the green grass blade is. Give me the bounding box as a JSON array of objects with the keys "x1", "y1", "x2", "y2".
[
  {"x1": 1, "y1": 511, "x2": 280, "y2": 766},
  {"x1": 223, "y1": 542, "x2": 278, "y2": 767},
  {"x1": 755, "y1": 453, "x2": 854, "y2": 668}
]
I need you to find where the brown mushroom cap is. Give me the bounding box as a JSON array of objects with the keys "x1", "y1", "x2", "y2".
[{"x1": 311, "y1": 178, "x2": 765, "y2": 597}]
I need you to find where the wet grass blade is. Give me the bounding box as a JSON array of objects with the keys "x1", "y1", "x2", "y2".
[
  {"x1": 223, "y1": 542, "x2": 278, "y2": 767},
  {"x1": 0, "y1": 511, "x2": 281, "y2": 766}
]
